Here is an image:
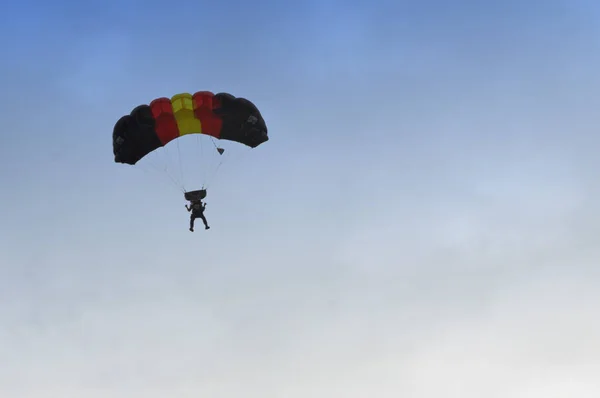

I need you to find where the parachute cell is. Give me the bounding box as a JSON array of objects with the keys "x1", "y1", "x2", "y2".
[{"x1": 113, "y1": 91, "x2": 268, "y2": 165}]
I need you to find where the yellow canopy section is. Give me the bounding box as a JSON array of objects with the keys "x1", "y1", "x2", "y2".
[{"x1": 171, "y1": 93, "x2": 202, "y2": 136}]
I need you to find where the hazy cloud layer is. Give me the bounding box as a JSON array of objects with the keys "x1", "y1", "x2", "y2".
[{"x1": 1, "y1": 0, "x2": 599, "y2": 396}]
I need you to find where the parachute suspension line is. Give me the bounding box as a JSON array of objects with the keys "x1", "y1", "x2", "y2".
[
  {"x1": 203, "y1": 159, "x2": 224, "y2": 190},
  {"x1": 160, "y1": 142, "x2": 177, "y2": 186},
  {"x1": 166, "y1": 167, "x2": 185, "y2": 192},
  {"x1": 154, "y1": 157, "x2": 184, "y2": 191},
  {"x1": 162, "y1": 169, "x2": 184, "y2": 192},
  {"x1": 196, "y1": 134, "x2": 207, "y2": 188},
  {"x1": 151, "y1": 145, "x2": 185, "y2": 193},
  {"x1": 210, "y1": 136, "x2": 219, "y2": 151},
  {"x1": 176, "y1": 137, "x2": 185, "y2": 189},
  {"x1": 221, "y1": 146, "x2": 251, "y2": 171},
  {"x1": 194, "y1": 135, "x2": 199, "y2": 186},
  {"x1": 202, "y1": 137, "x2": 226, "y2": 190},
  {"x1": 137, "y1": 156, "x2": 182, "y2": 192},
  {"x1": 140, "y1": 153, "x2": 163, "y2": 183}
]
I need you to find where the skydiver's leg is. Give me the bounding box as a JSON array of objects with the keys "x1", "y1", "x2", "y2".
[
  {"x1": 190, "y1": 215, "x2": 195, "y2": 232},
  {"x1": 200, "y1": 214, "x2": 209, "y2": 229}
]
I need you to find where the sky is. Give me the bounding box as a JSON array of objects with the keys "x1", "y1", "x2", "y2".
[{"x1": 1, "y1": 0, "x2": 600, "y2": 396}]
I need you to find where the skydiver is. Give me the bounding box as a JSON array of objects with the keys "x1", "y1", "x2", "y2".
[{"x1": 186, "y1": 199, "x2": 210, "y2": 232}]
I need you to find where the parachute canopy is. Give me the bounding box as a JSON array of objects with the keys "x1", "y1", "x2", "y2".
[{"x1": 113, "y1": 91, "x2": 268, "y2": 165}]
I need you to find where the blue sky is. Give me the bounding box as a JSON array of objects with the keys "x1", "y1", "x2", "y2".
[{"x1": 1, "y1": 0, "x2": 600, "y2": 396}]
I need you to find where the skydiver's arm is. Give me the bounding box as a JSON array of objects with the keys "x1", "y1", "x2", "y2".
[{"x1": 185, "y1": 205, "x2": 191, "y2": 211}]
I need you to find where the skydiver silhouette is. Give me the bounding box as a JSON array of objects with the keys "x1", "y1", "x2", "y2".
[{"x1": 185, "y1": 199, "x2": 210, "y2": 232}]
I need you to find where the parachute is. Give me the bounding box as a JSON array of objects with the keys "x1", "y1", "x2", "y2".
[{"x1": 112, "y1": 91, "x2": 268, "y2": 193}]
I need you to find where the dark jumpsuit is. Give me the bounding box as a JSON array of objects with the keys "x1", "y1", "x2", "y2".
[{"x1": 189, "y1": 201, "x2": 209, "y2": 231}]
